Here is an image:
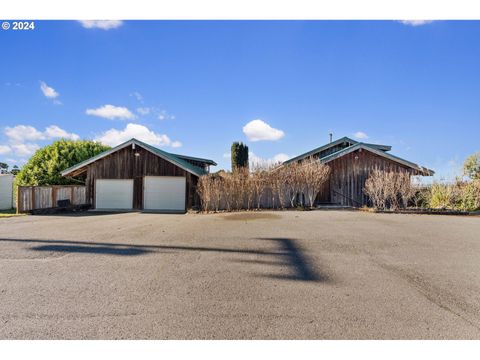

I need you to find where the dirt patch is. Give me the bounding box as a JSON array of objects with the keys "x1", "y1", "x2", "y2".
[{"x1": 221, "y1": 212, "x2": 282, "y2": 221}]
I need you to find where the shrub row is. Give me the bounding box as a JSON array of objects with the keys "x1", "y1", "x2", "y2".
[{"x1": 196, "y1": 158, "x2": 330, "y2": 212}]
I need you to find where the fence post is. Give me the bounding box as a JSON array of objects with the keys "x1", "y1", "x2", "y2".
[
  {"x1": 16, "y1": 186, "x2": 21, "y2": 214},
  {"x1": 31, "y1": 186, "x2": 35, "y2": 212},
  {"x1": 52, "y1": 186, "x2": 57, "y2": 208}
]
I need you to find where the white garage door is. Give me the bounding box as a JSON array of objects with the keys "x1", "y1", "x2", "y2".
[
  {"x1": 0, "y1": 174, "x2": 13, "y2": 210},
  {"x1": 95, "y1": 179, "x2": 133, "y2": 210},
  {"x1": 144, "y1": 176, "x2": 186, "y2": 212}
]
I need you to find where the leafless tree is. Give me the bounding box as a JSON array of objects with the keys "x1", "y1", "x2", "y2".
[{"x1": 299, "y1": 157, "x2": 330, "y2": 207}]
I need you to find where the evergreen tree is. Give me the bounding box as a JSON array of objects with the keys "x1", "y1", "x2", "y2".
[{"x1": 231, "y1": 142, "x2": 249, "y2": 172}]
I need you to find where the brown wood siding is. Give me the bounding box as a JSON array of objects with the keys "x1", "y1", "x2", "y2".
[
  {"x1": 315, "y1": 178, "x2": 331, "y2": 203},
  {"x1": 328, "y1": 149, "x2": 415, "y2": 207},
  {"x1": 84, "y1": 145, "x2": 198, "y2": 210}
]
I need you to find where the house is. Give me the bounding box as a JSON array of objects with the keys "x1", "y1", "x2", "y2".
[
  {"x1": 61, "y1": 138, "x2": 216, "y2": 212},
  {"x1": 283, "y1": 136, "x2": 434, "y2": 207}
]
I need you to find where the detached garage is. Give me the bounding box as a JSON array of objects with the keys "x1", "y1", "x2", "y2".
[{"x1": 61, "y1": 138, "x2": 216, "y2": 212}]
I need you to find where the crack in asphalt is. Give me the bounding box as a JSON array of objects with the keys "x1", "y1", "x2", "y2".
[{"x1": 375, "y1": 261, "x2": 480, "y2": 332}]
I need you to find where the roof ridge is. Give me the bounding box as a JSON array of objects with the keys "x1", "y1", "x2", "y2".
[
  {"x1": 319, "y1": 142, "x2": 434, "y2": 175},
  {"x1": 132, "y1": 139, "x2": 207, "y2": 176},
  {"x1": 62, "y1": 138, "x2": 212, "y2": 177},
  {"x1": 284, "y1": 136, "x2": 356, "y2": 164}
]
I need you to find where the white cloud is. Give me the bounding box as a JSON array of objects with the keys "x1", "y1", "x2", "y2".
[
  {"x1": 223, "y1": 152, "x2": 231, "y2": 159},
  {"x1": 137, "y1": 107, "x2": 151, "y2": 115},
  {"x1": 44, "y1": 125, "x2": 80, "y2": 140},
  {"x1": 40, "y1": 81, "x2": 60, "y2": 99},
  {"x1": 243, "y1": 119, "x2": 285, "y2": 142},
  {"x1": 399, "y1": 20, "x2": 434, "y2": 26},
  {"x1": 5, "y1": 125, "x2": 45, "y2": 142},
  {"x1": 78, "y1": 20, "x2": 123, "y2": 30},
  {"x1": 86, "y1": 104, "x2": 135, "y2": 120},
  {"x1": 0, "y1": 145, "x2": 11, "y2": 155},
  {"x1": 3, "y1": 125, "x2": 80, "y2": 158},
  {"x1": 5, "y1": 125, "x2": 79, "y2": 142},
  {"x1": 11, "y1": 143, "x2": 40, "y2": 157},
  {"x1": 353, "y1": 131, "x2": 369, "y2": 140},
  {"x1": 95, "y1": 123, "x2": 181, "y2": 148}
]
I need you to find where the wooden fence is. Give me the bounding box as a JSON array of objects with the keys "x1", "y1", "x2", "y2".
[{"x1": 17, "y1": 185, "x2": 88, "y2": 213}]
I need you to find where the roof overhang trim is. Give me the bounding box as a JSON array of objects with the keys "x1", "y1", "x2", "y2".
[
  {"x1": 320, "y1": 143, "x2": 434, "y2": 176},
  {"x1": 61, "y1": 139, "x2": 209, "y2": 177}
]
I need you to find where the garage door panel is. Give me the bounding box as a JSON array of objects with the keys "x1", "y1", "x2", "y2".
[
  {"x1": 95, "y1": 179, "x2": 133, "y2": 210},
  {"x1": 144, "y1": 176, "x2": 186, "y2": 211}
]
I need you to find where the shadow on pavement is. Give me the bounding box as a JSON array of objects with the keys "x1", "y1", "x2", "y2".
[
  {"x1": 0, "y1": 237, "x2": 330, "y2": 283},
  {"x1": 32, "y1": 244, "x2": 150, "y2": 256},
  {"x1": 256, "y1": 238, "x2": 329, "y2": 282}
]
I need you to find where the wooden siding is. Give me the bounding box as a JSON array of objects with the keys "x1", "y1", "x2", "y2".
[
  {"x1": 327, "y1": 149, "x2": 415, "y2": 206},
  {"x1": 17, "y1": 185, "x2": 87, "y2": 213},
  {"x1": 84, "y1": 145, "x2": 197, "y2": 210}
]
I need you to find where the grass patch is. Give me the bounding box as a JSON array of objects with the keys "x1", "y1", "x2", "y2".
[{"x1": 0, "y1": 209, "x2": 24, "y2": 218}]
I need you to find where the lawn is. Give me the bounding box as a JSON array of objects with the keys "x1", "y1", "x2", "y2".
[{"x1": 0, "y1": 209, "x2": 24, "y2": 218}]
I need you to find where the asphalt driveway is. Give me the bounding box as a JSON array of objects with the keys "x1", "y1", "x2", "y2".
[{"x1": 0, "y1": 210, "x2": 479, "y2": 339}]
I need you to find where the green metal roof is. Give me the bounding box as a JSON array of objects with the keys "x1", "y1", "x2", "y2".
[
  {"x1": 283, "y1": 136, "x2": 392, "y2": 165},
  {"x1": 283, "y1": 137, "x2": 354, "y2": 164},
  {"x1": 61, "y1": 138, "x2": 214, "y2": 177},
  {"x1": 322, "y1": 143, "x2": 434, "y2": 175},
  {"x1": 169, "y1": 153, "x2": 217, "y2": 166},
  {"x1": 282, "y1": 137, "x2": 433, "y2": 176}
]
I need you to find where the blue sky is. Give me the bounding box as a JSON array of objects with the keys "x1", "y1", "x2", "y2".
[{"x1": 1, "y1": 20, "x2": 479, "y2": 179}]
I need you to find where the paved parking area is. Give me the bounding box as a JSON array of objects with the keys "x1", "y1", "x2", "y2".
[{"x1": 0, "y1": 210, "x2": 479, "y2": 339}]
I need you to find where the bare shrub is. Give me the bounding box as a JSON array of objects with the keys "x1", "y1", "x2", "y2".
[
  {"x1": 282, "y1": 162, "x2": 303, "y2": 207},
  {"x1": 250, "y1": 163, "x2": 269, "y2": 209},
  {"x1": 410, "y1": 177, "x2": 430, "y2": 208},
  {"x1": 364, "y1": 169, "x2": 416, "y2": 210},
  {"x1": 210, "y1": 175, "x2": 223, "y2": 212},
  {"x1": 197, "y1": 158, "x2": 330, "y2": 212},
  {"x1": 364, "y1": 170, "x2": 385, "y2": 209},
  {"x1": 299, "y1": 157, "x2": 331, "y2": 207},
  {"x1": 197, "y1": 175, "x2": 212, "y2": 212},
  {"x1": 266, "y1": 164, "x2": 289, "y2": 209},
  {"x1": 220, "y1": 172, "x2": 234, "y2": 211}
]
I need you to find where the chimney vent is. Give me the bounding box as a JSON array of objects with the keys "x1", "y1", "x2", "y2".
[{"x1": 329, "y1": 133, "x2": 333, "y2": 143}]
